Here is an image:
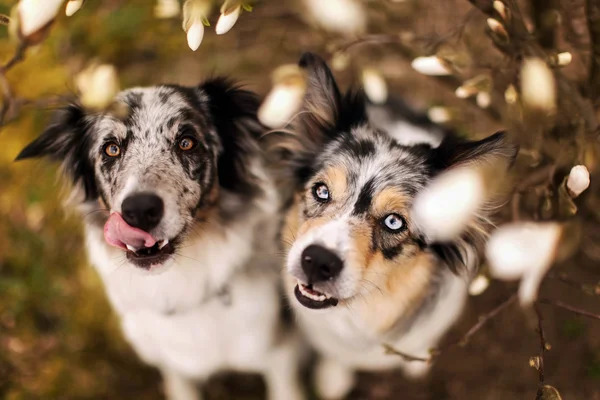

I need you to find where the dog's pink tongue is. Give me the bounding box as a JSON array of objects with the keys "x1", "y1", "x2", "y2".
[{"x1": 104, "y1": 213, "x2": 157, "y2": 250}]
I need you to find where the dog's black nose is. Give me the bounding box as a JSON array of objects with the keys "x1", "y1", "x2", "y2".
[
  {"x1": 121, "y1": 193, "x2": 164, "y2": 232},
  {"x1": 301, "y1": 245, "x2": 343, "y2": 284}
]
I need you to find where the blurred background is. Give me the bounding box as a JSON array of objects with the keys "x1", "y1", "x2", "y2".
[{"x1": 0, "y1": 0, "x2": 599, "y2": 399}]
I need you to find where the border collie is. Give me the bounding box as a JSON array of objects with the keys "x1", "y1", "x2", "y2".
[
  {"x1": 16, "y1": 79, "x2": 304, "y2": 400},
  {"x1": 269, "y1": 53, "x2": 516, "y2": 399}
]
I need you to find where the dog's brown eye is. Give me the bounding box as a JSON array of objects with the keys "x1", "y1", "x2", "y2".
[
  {"x1": 179, "y1": 137, "x2": 195, "y2": 151},
  {"x1": 104, "y1": 142, "x2": 121, "y2": 157}
]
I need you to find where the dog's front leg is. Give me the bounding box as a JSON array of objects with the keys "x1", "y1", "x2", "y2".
[
  {"x1": 263, "y1": 333, "x2": 305, "y2": 400},
  {"x1": 161, "y1": 368, "x2": 201, "y2": 400}
]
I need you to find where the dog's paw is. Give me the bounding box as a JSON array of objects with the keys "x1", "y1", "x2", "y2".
[{"x1": 315, "y1": 358, "x2": 355, "y2": 400}]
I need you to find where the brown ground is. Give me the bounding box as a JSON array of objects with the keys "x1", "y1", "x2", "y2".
[{"x1": 0, "y1": 0, "x2": 598, "y2": 399}]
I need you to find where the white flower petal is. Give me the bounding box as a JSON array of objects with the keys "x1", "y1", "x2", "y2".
[
  {"x1": 65, "y1": 0, "x2": 83, "y2": 17},
  {"x1": 258, "y1": 84, "x2": 306, "y2": 128},
  {"x1": 427, "y1": 106, "x2": 451, "y2": 123},
  {"x1": 75, "y1": 64, "x2": 120, "y2": 110},
  {"x1": 486, "y1": 222, "x2": 562, "y2": 305},
  {"x1": 412, "y1": 166, "x2": 484, "y2": 242},
  {"x1": 521, "y1": 57, "x2": 556, "y2": 112},
  {"x1": 557, "y1": 52, "x2": 572, "y2": 67},
  {"x1": 18, "y1": 0, "x2": 64, "y2": 38},
  {"x1": 566, "y1": 165, "x2": 590, "y2": 197},
  {"x1": 215, "y1": 6, "x2": 240, "y2": 35},
  {"x1": 476, "y1": 92, "x2": 492, "y2": 108},
  {"x1": 468, "y1": 275, "x2": 490, "y2": 296},
  {"x1": 186, "y1": 21, "x2": 204, "y2": 51},
  {"x1": 304, "y1": 0, "x2": 366, "y2": 35},
  {"x1": 411, "y1": 56, "x2": 452, "y2": 76},
  {"x1": 362, "y1": 69, "x2": 388, "y2": 104}
]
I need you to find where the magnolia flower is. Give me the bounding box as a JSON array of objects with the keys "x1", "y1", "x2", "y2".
[
  {"x1": 258, "y1": 65, "x2": 306, "y2": 129},
  {"x1": 411, "y1": 56, "x2": 452, "y2": 76},
  {"x1": 75, "y1": 63, "x2": 120, "y2": 110},
  {"x1": 216, "y1": 4, "x2": 241, "y2": 35},
  {"x1": 154, "y1": 0, "x2": 180, "y2": 18},
  {"x1": 504, "y1": 84, "x2": 518, "y2": 104},
  {"x1": 186, "y1": 21, "x2": 204, "y2": 51},
  {"x1": 362, "y1": 69, "x2": 388, "y2": 104},
  {"x1": 486, "y1": 222, "x2": 562, "y2": 305},
  {"x1": 487, "y1": 18, "x2": 508, "y2": 41},
  {"x1": 65, "y1": 0, "x2": 83, "y2": 17},
  {"x1": 427, "y1": 106, "x2": 451, "y2": 124},
  {"x1": 455, "y1": 74, "x2": 490, "y2": 99},
  {"x1": 182, "y1": 0, "x2": 211, "y2": 51},
  {"x1": 476, "y1": 92, "x2": 492, "y2": 108},
  {"x1": 412, "y1": 166, "x2": 484, "y2": 242},
  {"x1": 556, "y1": 52, "x2": 572, "y2": 67},
  {"x1": 468, "y1": 275, "x2": 490, "y2": 296},
  {"x1": 566, "y1": 165, "x2": 590, "y2": 198},
  {"x1": 18, "y1": 0, "x2": 64, "y2": 41},
  {"x1": 493, "y1": 1, "x2": 509, "y2": 21},
  {"x1": 521, "y1": 57, "x2": 556, "y2": 113},
  {"x1": 304, "y1": 0, "x2": 366, "y2": 35}
]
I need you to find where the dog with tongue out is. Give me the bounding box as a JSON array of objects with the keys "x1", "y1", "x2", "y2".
[{"x1": 16, "y1": 80, "x2": 305, "y2": 400}]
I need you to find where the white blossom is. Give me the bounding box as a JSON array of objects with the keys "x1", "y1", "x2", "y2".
[
  {"x1": 412, "y1": 166, "x2": 484, "y2": 242},
  {"x1": 566, "y1": 165, "x2": 590, "y2": 198},
  {"x1": 65, "y1": 0, "x2": 83, "y2": 17},
  {"x1": 427, "y1": 106, "x2": 451, "y2": 123},
  {"x1": 468, "y1": 275, "x2": 490, "y2": 296},
  {"x1": 216, "y1": 5, "x2": 241, "y2": 35},
  {"x1": 411, "y1": 56, "x2": 452, "y2": 76},
  {"x1": 557, "y1": 52, "x2": 572, "y2": 67},
  {"x1": 186, "y1": 22, "x2": 204, "y2": 51},
  {"x1": 154, "y1": 0, "x2": 180, "y2": 18},
  {"x1": 362, "y1": 69, "x2": 388, "y2": 104},
  {"x1": 304, "y1": 0, "x2": 366, "y2": 35},
  {"x1": 521, "y1": 57, "x2": 556, "y2": 113},
  {"x1": 504, "y1": 84, "x2": 518, "y2": 104},
  {"x1": 493, "y1": 1, "x2": 508, "y2": 21},
  {"x1": 487, "y1": 18, "x2": 508, "y2": 40},
  {"x1": 18, "y1": 0, "x2": 64, "y2": 39},
  {"x1": 75, "y1": 63, "x2": 120, "y2": 110},
  {"x1": 486, "y1": 222, "x2": 562, "y2": 305},
  {"x1": 258, "y1": 65, "x2": 307, "y2": 129},
  {"x1": 476, "y1": 92, "x2": 492, "y2": 108}
]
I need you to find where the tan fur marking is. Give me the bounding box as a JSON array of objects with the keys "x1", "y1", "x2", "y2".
[
  {"x1": 372, "y1": 187, "x2": 410, "y2": 217},
  {"x1": 354, "y1": 252, "x2": 438, "y2": 335}
]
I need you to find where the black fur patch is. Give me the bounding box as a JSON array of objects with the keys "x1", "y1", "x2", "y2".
[
  {"x1": 15, "y1": 104, "x2": 99, "y2": 201},
  {"x1": 353, "y1": 177, "x2": 376, "y2": 215}
]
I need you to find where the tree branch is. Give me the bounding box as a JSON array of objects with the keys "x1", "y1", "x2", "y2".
[
  {"x1": 531, "y1": 0, "x2": 558, "y2": 49},
  {"x1": 586, "y1": 0, "x2": 600, "y2": 105},
  {"x1": 534, "y1": 305, "x2": 547, "y2": 400},
  {"x1": 538, "y1": 298, "x2": 600, "y2": 320},
  {"x1": 547, "y1": 272, "x2": 600, "y2": 296}
]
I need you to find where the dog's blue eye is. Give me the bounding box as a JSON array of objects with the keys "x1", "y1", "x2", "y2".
[
  {"x1": 383, "y1": 214, "x2": 405, "y2": 232},
  {"x1": 312, "y1": 183, "x2": 330, "y2": 203}
]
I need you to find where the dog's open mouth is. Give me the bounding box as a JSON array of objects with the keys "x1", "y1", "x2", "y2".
[
  {"x1": 125, "y1": 239, "x2": 176, "y2": 269},
  {"x1": 294, "y1": 282, "x2": 339, "y2": 309},
  {"x1": 104, "y1": 212, "x2": 176, "y2": 270}
]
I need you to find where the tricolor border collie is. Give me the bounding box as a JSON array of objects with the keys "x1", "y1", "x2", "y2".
[
  {"x1": 269, "y1": 53, "x2": 517, "y2": 399},
  {"x1": 16, "y1": 79, "x2": 304, "y2": 400}
]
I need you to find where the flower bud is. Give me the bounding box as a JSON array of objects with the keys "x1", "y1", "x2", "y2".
[
  {"x1": 17, "y1": 0, "x2": 64, "y2": 44},
  {"x1": 216, "y1": 3, "x2": 241, "y2": 35},
  {"x1": 186, "y1": 21, "x2": 204, "y2": 51},
  {"x1": 154, "y1": 0, "x2": 180, "y2": 19},
  {"x1": 304, "y1": 0, "x2": 366, "y2": 35},
  {"x1": 411, "y1": 56, "x2": 452, "y2": 76},
  {"x1": 258, "y1": 65, "x2": 307, "y2": 128},
  {"x1": 566, "y1": 165, "x2": 590, "y2": 198},
  {"x1": 75, "y1": 63, "x2": 120, "y2": 110},
  {"x1": 65, "y1": 0, "x2": 83, "y2": 17},
  {"x1": 521, "y1": 57, "x2": 556, "y2": 113},
  {"x1": 362, "y1": 68, "x2": 388, "y2": 104}
]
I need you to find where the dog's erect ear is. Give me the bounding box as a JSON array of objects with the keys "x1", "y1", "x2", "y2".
[
  {"x1": 432, "y1": 131, "x2": 519, "y2": 171},
  {"x1": 266, "y1": 52, "x2": 368, "y2": 185},
  {"x1": 15, "y1": 104, "x2": 99, "y2": 201},
  {"x1": 198, "y1": 77, "x2": 262, "y2": 199}
]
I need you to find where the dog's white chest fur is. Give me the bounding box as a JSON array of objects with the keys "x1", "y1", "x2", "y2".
[{"x1": 84, "y1": 215, "x2": 282, "y2": 380}]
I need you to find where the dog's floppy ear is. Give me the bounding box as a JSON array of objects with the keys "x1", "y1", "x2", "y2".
[
  {"x1": 198, "y1": 77, "x2": 263, "y2": 199},
  {"x1": 15, "y1": 104, "x2": 99, "y2": 201},
  {"x1": 267, "y1": 52, "x2": 367, "y2": 185}
]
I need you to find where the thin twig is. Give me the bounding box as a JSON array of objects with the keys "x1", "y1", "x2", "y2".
[
  {"x1": 534, "y1": 305, "x2": 546, "y2": 400},
  {"x1": 531, "y1": 0, "x2": 558, "y2": 49},
  {"x1": 587, "y1": 0, "x2": 600, "y2": 105},
  {"x1": 0, "y1": 43, "x2": 29, "y2": 127},
  {"x1": 538, "y1": 298, "x2": 600, "y2": 320},
  {"x1": 385, "y1": 293, "x2": 518, "y2": 363},
  {"x1": 546, "y1": 272, "x2": 600, "y2": 296}
]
